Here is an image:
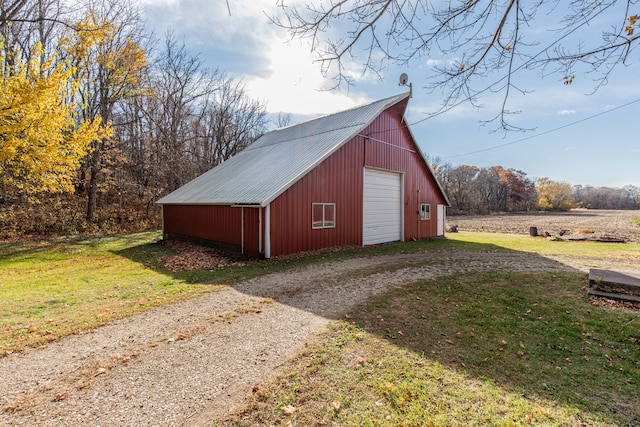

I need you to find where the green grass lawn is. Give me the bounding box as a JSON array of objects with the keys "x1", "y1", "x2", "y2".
[
  {"x1": 224, "y1": 271, "x2": 640, "y2": 426},
  {"x1": 2, "y1": 230, "x2": 639, "y2": 425}
]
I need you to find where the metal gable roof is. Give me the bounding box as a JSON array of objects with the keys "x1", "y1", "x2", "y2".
[{"x1": 156, "y1": 92, "x2": 411, "y2": 207}]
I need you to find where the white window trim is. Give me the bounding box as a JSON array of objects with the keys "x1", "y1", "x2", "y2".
[
  {"x1": 420, "y1": 203, "x2": 431, "y2": 221},
  {"x1": 312, "y1": 203, "x2": 336, "y2": 229}
]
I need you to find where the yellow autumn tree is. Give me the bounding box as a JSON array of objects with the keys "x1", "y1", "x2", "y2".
[
  {"x1": 61, "y1": 10, "x2": 147, "y2": 220},
  {"x1": 536, "y1": 177, "x2": 574, "y2": 211},
  {"x1": 0, "y1": 43, "x2": 111, "y2": 195}
]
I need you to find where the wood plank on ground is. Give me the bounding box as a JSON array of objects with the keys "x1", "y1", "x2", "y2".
[{"x1": 588, "y1": 269, "x2": 640, "y2": 291}]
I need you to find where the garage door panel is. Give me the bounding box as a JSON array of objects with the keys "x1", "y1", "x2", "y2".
[{"x1": 363, "y1": 169, "x2": 402, "y2": 245}]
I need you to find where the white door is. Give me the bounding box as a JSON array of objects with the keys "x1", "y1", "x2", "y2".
[
  {"x1": 437, "y1": 204, "x2": 445, "y2": 236},
  {"x1": 363, "y1": 168, "x2": 403, "y2": 245}
]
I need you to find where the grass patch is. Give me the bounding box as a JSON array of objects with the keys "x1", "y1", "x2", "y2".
[
  {"x1": 2, "y1": 230, "x2": 639, "y2": 357},
  {"x1": 0, "y1": 232, "x2": 210, "y2": 355},
  {"x1": 0, "y1": 232, "x2": 474, "y2": 356},
  {"x1": 224, "y1": 272, "x2": 640, "y2": 426}
]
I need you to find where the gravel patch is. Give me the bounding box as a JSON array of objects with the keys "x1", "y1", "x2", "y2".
[{"x1": 1, "y1": 247, "x2": 638, "y2": 426}]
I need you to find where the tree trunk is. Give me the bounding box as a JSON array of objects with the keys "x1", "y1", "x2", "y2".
[
  {"x1": 86, "y1": 168, "x2": 98, "y2": 222},
  {"x1": 86, "y1": 146, "x2": 100, "y2": 222}
]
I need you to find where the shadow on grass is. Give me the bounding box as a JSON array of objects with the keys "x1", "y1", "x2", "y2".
[
  {"x1": 347, "y1": 271, "x2": 639, "y2": 424},
  {"x1": 116, "y1": 236, "x2": 640, "y2": 424}
]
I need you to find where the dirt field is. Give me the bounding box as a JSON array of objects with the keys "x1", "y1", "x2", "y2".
[{"x1": 447, "y1": 209, "x2": 640, "y2": 242}]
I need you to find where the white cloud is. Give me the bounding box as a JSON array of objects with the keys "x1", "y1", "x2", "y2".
[
  {"x1": 243, "y1": 37, "x2": 368, "y2": 115},
  {"x1": 142, "y1": 0, "x2": 367, "y2": 115},
  {"x1": 426, "y1": 58, "x2": 443, "y2": 68},
  {"x1": 557, "y1": 109, "x2": 577, "y2": 115}
]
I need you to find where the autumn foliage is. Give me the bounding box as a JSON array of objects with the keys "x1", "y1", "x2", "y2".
[{"x1": 0, "y1": 43, "x2": 110, "y2": 195}]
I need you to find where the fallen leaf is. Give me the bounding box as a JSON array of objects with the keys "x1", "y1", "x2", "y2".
[
  {"x1": 537, "y1": 406, "x2": 550, "y2": 416},
  {"x1": 28, "y1": 325, "x2": 37, "y2": 333},
  {"x1": 282, "y1": 404, "x2": 297, "y2": 415},
  {"x1": 53, "y1": 391, "x2": 70, "y2": 402},
  {"x1": 385, "y1": 382, "x2": 395, "y2": 391},
  {"x1": 445, "y1": 339, "x2": 454, "y2": 345},
  {"x1": 519, "y1": 341, "x2": 526, "y2": 349},
  {"x1": 332, "y1": 400, "x2": 341, "y2": 411},
  {"x1": 499, "y1": 340, "x2": 507, "y2": 346},
  {"x1": 176, "y1": 333, "x2": 187, "y2": 340}
]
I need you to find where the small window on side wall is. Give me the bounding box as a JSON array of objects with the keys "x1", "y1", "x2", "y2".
[
  {"x1": 420, "y1": 203, "x2": 431, "y2": 220},
  {"x1": 312, "y1": 203, "x2": 336, "y2": 229}
]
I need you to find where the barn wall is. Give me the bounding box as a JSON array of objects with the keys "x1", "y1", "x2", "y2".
[
  {"x1": 162, "y1": 204, "x2": 240, "y2": 244},
  {"x1": 361, "y1": 108, "x2": 447, "y2": 241},
  {"x1": 269, "y1": 103, "x2": 447, "y2": 257},
  {"x1": 269, "y1": 139, "x2": 364, "y2": 257},
  {"x1": 242, "y1": 207, "x2": 261, "y2": 258}
]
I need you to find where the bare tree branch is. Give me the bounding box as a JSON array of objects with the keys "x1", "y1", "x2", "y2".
[{"x1": 272, "y1": 0, "x2": 639, "y2": 133}]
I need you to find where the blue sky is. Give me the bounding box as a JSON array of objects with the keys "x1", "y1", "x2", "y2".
[{"x1": 141, "y1": 0, "x2": 640, "y2": 188}]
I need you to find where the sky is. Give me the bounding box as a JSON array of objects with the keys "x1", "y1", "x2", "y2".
[{"x1": 141, "y1": 0, "x2": 640, "y2": 188}]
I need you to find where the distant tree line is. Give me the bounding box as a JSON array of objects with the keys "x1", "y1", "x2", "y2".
[{"x1": 430, "y1": 158, "x2": 640, "y2": 215}]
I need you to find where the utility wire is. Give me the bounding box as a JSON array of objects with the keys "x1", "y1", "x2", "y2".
[{"x1": 442, "y1": 97, "x2": 640, "y2": 159}]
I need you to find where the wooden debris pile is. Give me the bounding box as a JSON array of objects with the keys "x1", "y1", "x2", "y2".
[{"x1": 588, "y1": 269, "x2": 640, "y2": 310}]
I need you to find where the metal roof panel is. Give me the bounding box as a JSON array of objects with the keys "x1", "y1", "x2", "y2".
[{"x1": 156, "y1": 92, "x2": 410, "y2": 206}]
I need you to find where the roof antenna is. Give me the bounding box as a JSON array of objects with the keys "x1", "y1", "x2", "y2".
[{"x1": 399, "y1": 73, "x2": 412, "y2": 98}]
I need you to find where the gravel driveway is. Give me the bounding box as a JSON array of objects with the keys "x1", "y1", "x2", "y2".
[{"x1": 1, "y1": 248, "x2": 637, "y2": 426}]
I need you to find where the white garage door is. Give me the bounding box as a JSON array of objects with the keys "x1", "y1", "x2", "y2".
[{"x1": 363, "y1": 168, "x2": 403, "y2": 245}]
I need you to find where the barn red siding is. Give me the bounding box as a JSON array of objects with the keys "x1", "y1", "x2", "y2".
[
  {"x1": 361, "y1": 108, "x2": 447, "y2": 241},
  {"x1": 269, "y1": 140, "x2": 364, "y2": 257},
  {"x1": 268, "y1": 104, "x2": 446, "y2": 256},
  {"x1": 242, "y1": 207, "x2": 261, "y2": 258},
  {"x1": 163, "y1": 205, "x2": 241, "y2": 245},
  {"x1": 163, "y1": 204, "x2": 264, "y2": 257}
]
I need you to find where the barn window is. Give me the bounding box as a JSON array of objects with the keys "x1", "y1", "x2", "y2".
[
  {"x1": 420, "y1": 204, "x2": 431, "y2": 220},
  {"x1": 312, "y1": 203, "x2": 336, "y2": 229}
]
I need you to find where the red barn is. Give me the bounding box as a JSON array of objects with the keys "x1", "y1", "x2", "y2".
[{"x1": 156, "y1": 92, "x2": 449, "y2": 258}]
